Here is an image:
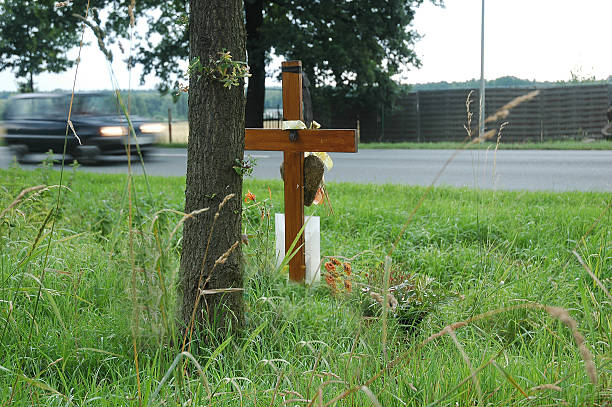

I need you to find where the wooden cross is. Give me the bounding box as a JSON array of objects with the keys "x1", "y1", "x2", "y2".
[{"x1": 245, "y1": 61, "x2": 358, "y2": 282}]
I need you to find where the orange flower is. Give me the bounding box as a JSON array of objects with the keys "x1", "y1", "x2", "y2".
[
  {"x1": 331, "y1": 257, "x2": 341, "y2": 266},
  {"x1": 244, "y1": 190, "x2": 256, "y2": 203},
  {"x1": 325, "y1": 274, "x2": 337, "y2": 293},
  {"x1": 344, "y1": 279, "x2": 352, "y2": 293},
  {"x1": 324, "y1": 261, "x2": 335, "y2": 273},
  {"x1": 343, "y1": 262, "x2": 352, "y2": 275}
]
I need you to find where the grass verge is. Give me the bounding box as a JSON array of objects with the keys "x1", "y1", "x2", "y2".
[
  {"x1": 358, "y1": 139, "x2": 612, "y2": 150},
  {"x1": 155, "y1": 139, "x2": 612, "y2": 150},
  {"x1": 0, "y1": 166, "x2": 610, "y2": 405}
]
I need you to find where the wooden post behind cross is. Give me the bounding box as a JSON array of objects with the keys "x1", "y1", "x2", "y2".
[{"x1": 245, "y1": 61, "x2": 357, "y2": 282}]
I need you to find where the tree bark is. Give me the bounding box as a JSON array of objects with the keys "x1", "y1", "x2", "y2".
[
  {"x1": 245, "y1": 0, "x2": 265, "y2": 128},
  {"x1": 181, "y1": 0, "x2": 246, "y2": 337}
]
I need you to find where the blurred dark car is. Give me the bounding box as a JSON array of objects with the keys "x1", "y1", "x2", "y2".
[{"x1": 1, "y1": 92, "x2": 164, "y2": 163}]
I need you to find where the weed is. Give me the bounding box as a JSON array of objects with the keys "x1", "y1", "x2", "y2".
[
  {"x1": 233, "y1": 154, "x2": 258, "y2": 178},
  {"x1": 182, "y1": 50, "x2": 251, "y2": 93},
  {"x1": 39, "y1": 150, "x2": 57, "y2": 185}
]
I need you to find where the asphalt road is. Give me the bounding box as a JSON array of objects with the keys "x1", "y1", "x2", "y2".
[{"x1": 1, "y1": 147, "x2": 611, "y2": 192}]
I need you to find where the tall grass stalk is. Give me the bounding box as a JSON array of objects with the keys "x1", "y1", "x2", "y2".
[
  {"x1": 381, "y1": 255, "x2": 392, "y2": 362},
  {"x1": 182, "y1": 194, "x2": 234, "y2": 355},
  {"x1": 324, "y1": 302, "x2": 598, "y2": 405},
  {"x1": 572, "y1": 250, "x2": 612, "y2": 303},
  {"x1": 446, "y1": 328, "x2": 483, "y2": 405},
  {"x1": 389, "y1": 90, "x2": 539, "y2": 258}
]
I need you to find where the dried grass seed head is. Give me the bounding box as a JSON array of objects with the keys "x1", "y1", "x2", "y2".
[
  {"x1": 214, "y1": 240, "x2": 240, "y2": 266},
  {"x1": 218, "y1": 193, "x2": 235, "y2": 211}
]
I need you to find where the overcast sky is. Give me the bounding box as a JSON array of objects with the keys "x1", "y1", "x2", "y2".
[{"x1": 0, "y1": 0, "x2": 610, "y2": 92}]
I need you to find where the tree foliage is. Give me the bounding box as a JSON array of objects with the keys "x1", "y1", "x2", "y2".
[
  {"x1": 260, "y1": 0, "x2": 439, "y2": 125},
  {"x1": 265, "y1": 0, "x2": 426, "y2": 91},
  {"x1": 0, "y1": 0, "x2": 89, "y2": 92},
  {"x1": 125, "y1": 0, "x2": 189, "y2": 94}
]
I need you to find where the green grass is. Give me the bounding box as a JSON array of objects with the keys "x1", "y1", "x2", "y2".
[{"x1": 0, "y1": 164, "x2": 610, "y2": 405}]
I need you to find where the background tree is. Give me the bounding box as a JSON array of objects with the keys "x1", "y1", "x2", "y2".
[
  {"x1": 266, "y1": 1, "x2": 423, "y2": 90},
  {"x1": 111, "y1": 0, "x2": 190, "y2": 95},
  {"x1": 245, "y1": 0, "x2": 267, "y2": 127},
  {"x1": 264, "y1": 0, "x2": 439, "y2": 124},
  {"x1": 180, "y1": 0, "x2": 246, "y2": 335},
  {"x1": 99, "y1": 0, "x2": 439, "y2": 126},
  {"x1": 0, "y1": 0, "x2": 89, "y2": 92}
]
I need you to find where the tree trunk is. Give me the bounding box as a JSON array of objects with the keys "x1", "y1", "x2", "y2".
[
  {"x1": 245, "y1": 0, "x2": 265, "y2": 128},
  {"x1": 181, "y1": 0, "x2": 246, "y2": 337}
]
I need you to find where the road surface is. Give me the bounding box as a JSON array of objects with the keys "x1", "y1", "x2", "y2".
[{"x1": 1, "y1": 147, "x2": 611, "y2": 192}]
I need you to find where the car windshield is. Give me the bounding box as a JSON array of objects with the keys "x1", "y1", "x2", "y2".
[
  {"x1": 72, "y1": 94, "x2": 121, "y2": 116},
  {"x1": 4, "y1": 93, "x2": 121, "y2": 119},
  {"x1": 5, "y1": 96, "x2": 67, "y2": 119}
]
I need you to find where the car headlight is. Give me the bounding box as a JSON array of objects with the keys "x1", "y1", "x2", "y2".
[
  {"x1": 100, "y1": 126, "x2": 128, "y2": 137},
  {"x1": 139, "y1": 123, "x2": 165, "y2": 134}
]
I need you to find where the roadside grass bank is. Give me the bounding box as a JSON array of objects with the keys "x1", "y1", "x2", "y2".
[
  {"x1": 0, "y1": 166, "x2": 610, "y2": 405},
  {"x1": 357, "y1": 139, "x2": 612, "y2": 150},
  {"x1": 156, "y1": 139, "x2": 612, "y2": 150},
  {"x1": 157, "y1": 121, "x2": 612, "y2": 150}
]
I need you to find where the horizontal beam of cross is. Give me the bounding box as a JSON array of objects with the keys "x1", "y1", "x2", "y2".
[{"x1": 245, "y1": 129, "x2": 358, "y2": 153}]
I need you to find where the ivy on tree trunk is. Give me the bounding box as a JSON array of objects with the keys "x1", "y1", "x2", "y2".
[{"x1": 180, "y1": 0, "x2": 246, "y2": 337}]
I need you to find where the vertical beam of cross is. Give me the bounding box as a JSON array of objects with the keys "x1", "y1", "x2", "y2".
[
  {"x1": 244, "y1": 60, "x2": 357, "y2": 283},
  {"x1": 281, "y1": 61, "x2": 306, "y2": 282}
]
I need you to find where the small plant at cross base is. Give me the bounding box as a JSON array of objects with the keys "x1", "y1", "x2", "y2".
[{"x1": 359, "y1": 264, "x2": 446, "y2": 331}]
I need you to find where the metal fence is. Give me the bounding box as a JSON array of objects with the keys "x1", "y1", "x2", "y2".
[{"x1": 317, "y1": 84, "x2": 612, "y2": 143}]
